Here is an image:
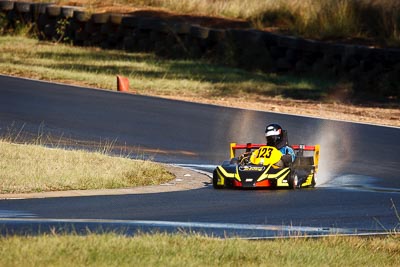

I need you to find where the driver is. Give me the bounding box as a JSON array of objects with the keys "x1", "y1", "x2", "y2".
[
  {"x1": 239, "y1": 123, "x2": 295, "y2": 166},
  {"x1": 265, "y1": 123, "x2": 295, "y2": 166}
]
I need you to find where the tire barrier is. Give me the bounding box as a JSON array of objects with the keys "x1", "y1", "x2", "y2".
[
  {"x1": 0, "y1": 0, "x2": 13, "y2": 11},
  {"x1": 0, "y1": 0, "x2": 399, "y2": 100}
]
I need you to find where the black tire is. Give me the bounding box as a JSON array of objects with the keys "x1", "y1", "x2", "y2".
[
  {"x1": 288, "y1": 172, "x2": 298, "y2": 189},
  {"x1": 212, "y1": 170, "x2": 224, "y2": 189},
  {"x1": 121, "y1": 16, "x2": 140, "y2": 28},
  {"x1": 74, "y1": 11, "x2": 91, "y2": 22},
  {"x1": 15, "y1": 2, "x2": 31, "y2": 13},
  {"x1": 190, "y1": 25, "x2": 209, "y2": 39},
  {"x1": 173, "y1": 22, "x2": 191, "y2": 34},
  {"x1": 110, "y1": 14, "x2": 124, "y2": 25},
  {"x1": 208, "y1": 29, "x2": 226, "y2": 42},
  {"x1": 92, "y1": 13, "x2": 110, "y2": 24},
  {"x1": 46, "y1": 5, "x2": 61, "y2": 17},
  {"x1": 31, "y1": 3, "x2": 50, "y2": 15},
  {"x1": 61, "y1": 7, "x2": 75, "y2": 18},
  {"x1": 311, "y1": 174, "x2": 316, "y2": 188},
  {"x1": 0, "y1": 1, "x2": 14, "y2": 11},
  {"x1": 138, "y1": 18, "x2": 167, "y2": 32}
]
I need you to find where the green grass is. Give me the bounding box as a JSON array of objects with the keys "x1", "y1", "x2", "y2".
[
  {"x1": 0, "y1": 233, "x2": 399, "y2": 266},
  {"x1": 0, "y1": 139, "x2": 174, "y2": 193},
  {"x1": 0, "y1": 35, "x2": 334, "y2": 101}
]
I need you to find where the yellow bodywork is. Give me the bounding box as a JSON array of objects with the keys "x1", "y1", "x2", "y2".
[
  {"x1": 256, "y1": 167, "x2": 291, "y2": 187},
  {"x1": 218, "y1": 142, "x2": 320, "y2": 188},
  {"x1": 249, "y1": 146, "x2": 282, "y2": 166},
  {"x1": 215, "y1": 165, "x2": 291, "y2": 187}
]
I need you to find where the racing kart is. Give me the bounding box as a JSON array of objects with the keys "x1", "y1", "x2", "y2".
[{"x1": 213, "y1": 142, "x2": 320, "y2": 190}]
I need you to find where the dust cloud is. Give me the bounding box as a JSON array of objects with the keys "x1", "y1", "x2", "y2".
[{"x1": 313, "y1": 121, "x2": 353, "y2": 186}]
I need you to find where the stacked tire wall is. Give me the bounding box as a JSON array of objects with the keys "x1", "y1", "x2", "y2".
[{"x1": 0, "y1": 1, "x2": 399, "y2": 100}]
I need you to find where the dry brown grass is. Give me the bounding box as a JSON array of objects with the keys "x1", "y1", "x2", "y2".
[{"x1": 0, "y1": 140, "x2": 174, "y2": 194}]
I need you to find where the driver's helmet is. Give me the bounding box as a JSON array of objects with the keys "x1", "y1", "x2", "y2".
[{"x1": 265, "y1": 123, "x2": 283, "y2": 147}]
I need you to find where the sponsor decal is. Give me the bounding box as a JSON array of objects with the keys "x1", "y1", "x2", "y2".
[{"x1": 239, "y1": 166, "x2": 265, "y2": 171}]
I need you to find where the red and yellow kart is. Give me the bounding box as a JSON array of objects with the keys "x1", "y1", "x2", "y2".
[{"x1": 213, "y1": 143, "x2": 320, "y2": 189}]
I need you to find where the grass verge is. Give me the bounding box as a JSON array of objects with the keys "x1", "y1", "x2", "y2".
[
  {"x1": 0, "y1": 233, "x2": 399, "y2": 266},
  {"x1": 0, "y1": 35, "x2": 333, "y2": 100},
  {"x1": 0, "y1": 139, "x2": 174, "y2": 194}
]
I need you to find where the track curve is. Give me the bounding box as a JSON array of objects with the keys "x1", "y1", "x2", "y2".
[{"x1": 0, "y1": 75, "x2": 399, "y2": 236}]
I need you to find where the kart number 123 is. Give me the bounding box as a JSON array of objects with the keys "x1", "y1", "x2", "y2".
[{"x1": 258, "y1": 147, "x2": 273, "y2": 158}]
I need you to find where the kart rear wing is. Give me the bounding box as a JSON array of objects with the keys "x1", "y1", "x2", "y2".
[{"x1": 229, "y1": 143, "x2": 320, "y2": 171}]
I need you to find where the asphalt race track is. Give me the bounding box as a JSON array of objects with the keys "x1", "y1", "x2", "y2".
[{"x1": 0, "y1": 75, "x2": 399, "y2": 238}]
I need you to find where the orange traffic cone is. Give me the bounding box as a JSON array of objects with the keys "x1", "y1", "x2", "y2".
[{"x1": 117, "y1": 75, "x2": 129, "y2": 92}]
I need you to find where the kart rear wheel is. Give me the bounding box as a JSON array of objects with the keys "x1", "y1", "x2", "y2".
[
  {"x1": 288, "y1": 172, "x2": 298, "y2": 189},
  {"x1": 212, "y1": 170, "x2": 224, "y2": 189},
  {"x1": 311, "y1": 174, "x2": 316, "y2": 188}
]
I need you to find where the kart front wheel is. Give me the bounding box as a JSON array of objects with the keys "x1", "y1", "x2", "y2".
[
  {"x1": 212, "y1": 170, "x2": 224, "y2": 189},
  {"x1": 288, "y1": 172, "x2": 298, "y2": 189}
]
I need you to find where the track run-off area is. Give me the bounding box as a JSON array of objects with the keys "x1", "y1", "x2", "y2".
[{"x1": 0, "y1": 75, "x2": 399, "y2": 238}]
